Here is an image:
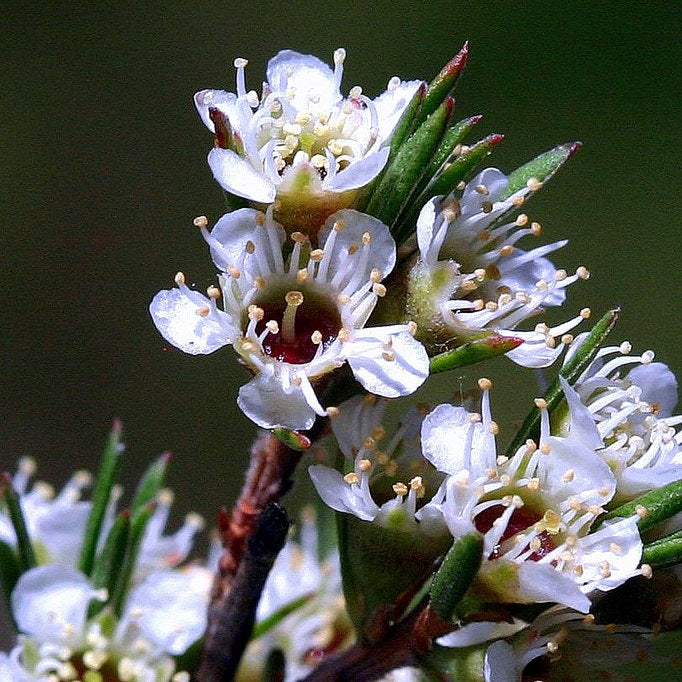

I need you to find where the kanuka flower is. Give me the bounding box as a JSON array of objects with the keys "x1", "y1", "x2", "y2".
[
  {"x1": 559, "y1": 340, "x2": 682, "y2": 502},
  {"x1": 150, "y1": 208, "x2": 428, "y2": 431},
  {"x1": 194, "y1": 49, "x2": 421, "y2": 236},
  {"x1": 4, "y1": 564, "x2": 207, "y2": 681},
  {"x1": 408, "y1": 168, "x2": 591, "y2": 366}
]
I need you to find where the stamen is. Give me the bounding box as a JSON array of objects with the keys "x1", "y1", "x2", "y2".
[{"x1": 282, "y1": 291, "x2": 304, "y2": 344}]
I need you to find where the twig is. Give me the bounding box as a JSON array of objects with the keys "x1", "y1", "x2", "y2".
[{"x1": 198, "y1": 502, "x2": 289, "y2": 681}]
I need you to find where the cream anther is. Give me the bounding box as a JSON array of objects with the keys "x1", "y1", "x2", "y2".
[
  {"x1": 333, "y1": 47, "x2": 346, "y2": 64},
  {"x1": 296, "y1": 268, "x2": 308, "y2": 282},
  {"x1": 207, "y1": 285, "x2": 221, "y2": 299},
  {"x1": 193, "y1": 215, "x2": 209, "y2": 228},
  {"x1": 234, "y1": 57, "x2": 248, "y2": 68},
  {"x1": 254, "y1": 213, "x2": 266, "y2": 226},
  {"x1": 228, "y1": 266, "x2": 241, "y2": 279},
  {"x1": 515, "y1": 213, "x2": 529, "y2": 226},
  {"x1": 392, "y1": 482, "x2": 408, "y2": 497},
  {"x1": 338, "y1": 327, "x2": 351, "y2": 342},
  {"x1": 474, "y1": 184, "x2": 489, "y2": 195},
  {"x1": 580, "y1": 307, "x2": 591, "y2": 319},
  {"x1": 196, "y1": 306, "x2": 210, "y2": 318},
  {"x1": 265, "y1": 320, "x2": 279, "y2": 334},
  {"x1": 530, "y1": 221, "x2": 542, "y2": 235},
  {"x1": 576, "y1": 266, "x2": 590, "y2": 279},
  {"x1": 326, "y1": 406, "x2": 340, "y2": 417},
  {"x1": 344, "y1": 472, "x2": 360, "y2": 485},
  {"x1": 526, "y1": 177, "x2": 543, "y2": 191},
  {"x1": 372, "y1": 283, "x2": 387, "y2": 297},
  {"x1": 174, "y1": 272, "x2": 186, "y2": 286},
  {"x1": 310, "y1": 249, "x2": 325, "y2": 262},
  {"x1": 311, "y1": 330, "x2": 323, "y2": 345},
  {"x1": 478, "y1": 377, "x2": 493, "y2": 391},
  {"x1": 245, "y1": 241, "x2": 256, "y2": 254},
  {"x1": 619, "y1": 341, "x2": 632, "y2": 354},
  {"x1": 291, "y1": 231, "x2": 308, "y2": 243},
  {"x1": 534, "y1": 398, "x2": 548, "y2": 409},
  {"x1": 358, "y1": 458, "x2": 372, "y2": 472},
  {"x1": 362, "y1": 231, "x2": 372, "y2": 245}
]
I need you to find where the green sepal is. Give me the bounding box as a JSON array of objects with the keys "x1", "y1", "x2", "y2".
[
  {"x1": 130, "y1": 452, "x2": 170, "y2": 522},
  {"x1": 597, "y1": 479, "x2": 682, "y2": 533},
  {"x1": 337, "y1": 513, "x2": 450, "y2": 643},
  {"x1": 430, "y1": 335, "x2": 523, "y2": 374},
  {"x1": 415, "y1": 43, "x2": 469, "y2": 128},
  {"x1": 506, "y1": 308, "x2": 620, "y2": 455},
  {"x1": 79, "y1": 420, "x2": 124, "y2": 577},
  {"x1": 366, "y1": 98, "x2": 454, "y2": 230},
  {"x1": 1, "y1": 473, "x2": 36, "y2": 572},
  {"x1": 499, "y1": 141, "x2": 582, "y2": 200},
  {"x1": 0, "y1": 539, "x2": 20, "y2": 622},
  {"x1": 394, "y1": 133, "x2": 504, "y2": 244},
  {"x1": 272, "y1": 427, "x2": 312, "y2": 451},
  {"x1": 250, "y1": 592, "x2": 315, "y2": 640},
  {"x1": 642, "y1": 531, "x2": 682, "y2": 568},
  {"x1": 429, "y1": 533, "x2": 483, "y2": 621},
  {"x1": 110, "y1": 502, "x2": 155, "y2": 616},
  {"x1": 386, "y1": 82, "x2": 427, "y2": 159},
  {"x1": 88, "y1": 509, "x2": 130, "y2": 618}
]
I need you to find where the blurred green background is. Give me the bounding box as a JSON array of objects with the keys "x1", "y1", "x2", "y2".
[{"x1": 2, "y1": 0, "x2": 681, "y2": 667}]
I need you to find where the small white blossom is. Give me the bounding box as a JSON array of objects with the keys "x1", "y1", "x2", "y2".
[
  {"x1": 150, "y1": 209, "x2": 428, "y2": 430},
  {"x1": 194, "y1": 49, "x2": 420, "y2": 206},
  {"x1": 413, "y1": 168, "x2": 590, "y2": 366}
]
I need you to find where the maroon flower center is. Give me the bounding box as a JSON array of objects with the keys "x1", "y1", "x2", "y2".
[
  {"x1": 253, "y1": 289, "x2": 342, "y2": 364},
  {"x1": 475, "y1": 505, "x2": 556, "y2": 561}
]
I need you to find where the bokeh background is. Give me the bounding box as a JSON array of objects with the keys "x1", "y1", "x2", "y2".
[{"x1": 2, "y1": 0, "x2": 681, "y2": 665}]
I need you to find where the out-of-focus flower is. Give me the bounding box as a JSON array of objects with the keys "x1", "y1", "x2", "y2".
[
  {"x1": 4, "y1": 563, "x2": 209, "y2": 681},
  {"x1": 194, "y1": 49, "x2": 420, "y2": 234},
  {"x1": 150, "y1": 208, "x2": 428, "y2": 430},
  {"x1": 409, "y1": 168, "x2": 591, "y2": 366}
]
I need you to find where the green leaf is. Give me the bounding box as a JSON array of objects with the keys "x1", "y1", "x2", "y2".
[
  {"x1": 414, "y1": 43, "x2": 469, "y2": 128},
  {"x1": 642, "y1": 531, "x2": 682, "y2": 568},
  {"x1": 430, "y1": 335, "x2": 523, "y2": 374},
  {"x1": 1, "y1": 473, "x2": 36, "y2": 572},
  {"x1": 597, "y1": 479, "x2": 682, "y2": 533},
  {"x1": 272, "y1": 427, "x2": 312, "y2": 451},
  {"x1": 506, "y1": 308, "x2": 620, "y2": 455},
  {"x1": 393, "y1": 133, "x2": 504, "y2": 244},
  {"x1": 429, "y1": 533, "x2": 483, "y2": 621},
  {"x1": 88, "y1": 509, "x2": 130, "y2": 618},
  {"x1": 498, "y1": 141, "x2": 582, "y2": 200},
  {"x1": 110, "y1": 502, "x2": 155, "y2": 616},
  {"x1": 366, "y1": 98, "x2": 454, "y2": 229},
  {"x1": 130, "y1": 452, "x2": 171, "y2": 522},
  {"x1": 250, "y1": 592, "x2": 315, "y2": 639},
  {"x1": 79, "y1": 420, "x2": 124, "y2": 577},
  {"x1": 0, "y1": 539, "x2": 20, "y2": 621}
]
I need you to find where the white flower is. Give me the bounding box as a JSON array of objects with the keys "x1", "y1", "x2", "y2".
[
  {"x1": 413, "y1": 168, "x2": 591, "y2": 367},
  {"x1": 561, "y1": 340, "x2": 682, "y2": 501},
  {"x1": 6, "y1": 564, "x2": 205, "y2": 681},
  {"x1": 150, "y1": 209, "x2": 429, "y2": 431},
  {"x1": 194, "y1": 49, "x2": 420, "y2": 208}
]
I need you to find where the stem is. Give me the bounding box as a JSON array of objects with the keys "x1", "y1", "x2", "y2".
[{"x1": 198, "y1": 432, "x2": 304, "y2": 679}]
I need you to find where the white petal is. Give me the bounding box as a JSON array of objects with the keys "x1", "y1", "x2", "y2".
[
  {"x1": 324, "y1": 147, "x2": 389, "y2": 192},
  {"x1": 559, "y1": 376, "x2": 603, "y2": 450},
  {"x1": 208, "y1": 147, "x2": 276, "y2": 204},
  {"x1": 514, "y1": 562, "x2": 591, "y2": 612},
  {"x1": 194, "y1": 89, "x2": 238, "y2": 132},
  {"x1": 317, "y1": 209, "x2": 396, "y2": 288},
  {"x1": 346, "y1": 329, "x2": 428, "y2": 398},
  {"x1": 437, "y1": 619, "x2": 526, "y2": 648},
  {"x1": 372, "y1": 79, "x2": 422, "y2": 143},
  {"x1": 207, "y1": 208, "x2": 285, "y2": 272},
  {"x1": 149, "y1": 287, "x2": 234, "y2": 355},
  {"x1": 484, "y1": 640, "x2": 519, "y2": 682},
  {"x1": 125, "y1": 569, "x2": 209, "y2": 655},
  {"x1": 330, "y1": 394, "x2": 388, "y2": 459},
  {"x1": 36, "y1": 501, "x2": 91, "y2": 566},
  {"x1": 629, "y1": 362, "x2": 678, "y2": 417},
  {"x1": 503, "y1": 330, "x2": 565, "y2": 368},
  {"x1": 421, "y1": 404, "x2": 492, "y2": 475},
  {"x1": 12, "y1": 565, "x2": 97, "y2": 641},
  {"x1": 415, "y1": 197, "x2": 443, "y2": 264},
  {"x1": 237, "y1": 374, "x2": 316, "y2": 431},
  {"x1": 308, "y1": 465, "x2": 379, "y2": 521},
  {"x1": 460, "y1": 168, "x2": 510, "y2": 214},
  {"x1": 266, "y1": 50, "x2": 337, "y2": 111}
]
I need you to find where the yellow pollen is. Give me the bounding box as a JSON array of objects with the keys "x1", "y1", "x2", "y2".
[
  {"x1": 478, "y1": 377, "x2": 493, "y2": 391},
  {"x1": 371, "y1": 426, "x2": 386, "y2": 441},
  {"x1": 636, "y1": 504, "x2": 649, "y2": 519},
  {"x1": 561, "y1": 333, "x2": 574, "y2": 345},
  {"x1": 540, "y1": 443, "x2": 551, "y2": 455},
  {"x1": 373, "y1": 283, "x2": 387, "y2": 297},
  {"x1": 474, "y1": 184, "x2": 489, "y2": 195},
  {"x1": 337, "y1": 293, "x2": 351, "y2": 304},
  {"x1": 174, "y1": 271, "x2": 186, "y2": 286},
  {"x1": 481, "y1": 201, "x2": 493, "y2": 213},
  {"x1": 530, "y1": 221, "x2": 542, "y2": 235},
  {"x1": 489, "y1": 421, "x2": 500, "y2": 435},
  {"x1": 291, "y1": 231, "x2": 308, "y2": 243},
  {"x1": 392, "y1": 482, "x2": 408, "y2": 497},
  {"x1": 598, "y1": 486, "x2": 610, "y2": 497},
  {"x1": 358, "y1": 459, "x2": 372, "y2": 472},
  {"x1": 500, "y1": 245, "x2": 514, "y2": 257},
  {"x1": 255, "y1": 213, "x2": 266, "y2": 226},
  {"x1": 296, "y1": 268, "x2": 308, "y2": 282},
  {"x1": 310, "y1": 249, "x2": 325, "y2": 262},
  {"x1": 338, "y1": 327, "x2": 351, "y2": 342},
  {"x1": 580, "y1": 307, "x2": 591, "y2": 319},
  {"x1": 370, "y1": 268, "x2": 382, "y2": 282},
  {"x1": 526, "y1": 477, "x2": 540, "y2": 491},
  {"x1": 344, "y1": 472, "x2": 360, "y2": 485},
  {"x1": 193, "y1": 215, "x2": 209, "y2": 228},
  {"x1": 333, "y1": 219, "x2": 346, "y2": 232},
  {"x1": 285, "y1": 291, "x2": 304, "y2": 306},
  {"x1": 410, "y1": 476, "x2": 425, "y2": 497},
  {"x1": 348, "y1": 243, "x2": 359, "y2": 256},
  {"x1": 562, "y1": 469, "x2": 575, "y2": 483},
  {"x1": 512, "y1": 195, "x2": 525, "y2": 206}
]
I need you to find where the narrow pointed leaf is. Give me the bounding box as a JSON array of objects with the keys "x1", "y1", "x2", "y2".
[
  {"x1": 430, "y1": 335, "x2": 523, "y2": 374},
  {"x1": 88, "y1": 509, "x2": 130, "y2": 618},
  {"x1": 0, "y1": 539, "x2": 21, "y2": 615},
  {"x1": 598, "y1": 479, "x2": 682, "y2": 533},
  {"x1": 79, "y1": 420, "x2": 124, "y2": 576},
  {"x1": 642, "y1": 533, "x2": 682, "y2": 569},
  {"x1": 366, "y1": 98, "x2": 454, "y2": 229},
  {"x1": 130, "y1": 452, "x2": 171, "y2": 522},
  {"x1": 394, "y1": 133, "x2": 504, "y2": 244},
  {"x1": 111, "y1": 502, "x2": 155, "y2": 616},
  {"x1": 499, "y1": 141, "x2": 582, "y2": 200},
  {"x1": 415, "y1": 43, "x2": 469, "y2": 128},
  {"x1": 1, "y1": 473, "x2": 36, "y2": 572},
  {"x1": 250, "y1": 592, "x2": 315, "y2": 640},
  {"x1": 430, "y1": 532, "x2": 483, "y2": 620},
  {"x1": 272, "y1": 428, "x2": 311, "y2": 451},
  {"x1": 506, "y1": 309, "x2": 620, "y2": 455}
]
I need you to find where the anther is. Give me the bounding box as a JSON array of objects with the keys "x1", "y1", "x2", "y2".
[
  {"x1": 326, "y1": 406, "x2": 340, "y2": 417},
  {"x1": 338, "y1": 327, "x2": 351, "y2": 342},
  {"x1": 196, "y1": 306, "x2": 209, "y2": 318},
  {"x1": 576, "y1": 266, "x2": 590, "y2": 279},
  {"x1": 362, "y1": 232, "x2": 372, "y2": 245},
  {"x1": 580, "y1": 308, "x2": 591, "y2": 319},
  {"x1": 255, "y1": 213, "x2": 266, "y2": 226},
  {"x1": 207, "y1": 285, "x2": 221, "y2": 299},
  {"x1": 234, "y1": 57, "x2": 248, "y2": 68},
  {"x1": 370, "y1": 268, "x2": 382, "y2": 282},
  {"x1": 296, "y1": 268, "x2": 308, "y2": 282},
  {"x1": 526, "y1": 177, "x2": 543, "y2": 191},
  {"x1": 358, "y1": 459, "x2": 372, "y2": 472},
  {"x1": 407, "y1": 321, "x2": 417, "y2": 336},
  {"x1": 193, "y1": 215, "x2": 209, "y2": 228},
  {"x1": 245, "y1": 241, "x2": 255, "y2": 254},
  {"x1": 291, "y1": 231, "x2": 308, "y2": 243},
  {"x1": 174, "y1": 272, "x2": 186, "y2": 286},
  {"x1": 373, "y1": 283, "x2": 387, "y2": 297},
  {"x1": 530, "y1": 221, "x2": 542, "y2": 235},
  {"x1": 311, "y1": 330, "x2": 323, "y2": 345},
  {"x1": 392, "y1": 482, "x2": 408, "y2": 497},
  {"x1": 344, "y1": 472, "x2": 360, "y2": 485},
  {"x1": 474, "y1": 184, "x2": 489, "y2": 195},
  {"x1": 228, "y1": 266, "x2": 241, "y2": 279},
  {"x1": 534, "y1": 398, "x2": 548, "y2": 409},
  {"x1": 282, "y1": 291, "x2": 304, "y2": 343},
  {"x1": 515, "y1": 213, "x2": 529, "y2": 226},
  {"x1": 478, "y1": 377, "x2": 493, "y2": 391},
  {"x1": 310, "y1": 249, "x2": 325, "y2": 262}
]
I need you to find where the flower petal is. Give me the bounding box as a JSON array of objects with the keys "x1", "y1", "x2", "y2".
[
  {"x1": 372, "y1": 79, "x2": 423, "y2": 144},
  {"x1": 237, "y1": 373, "x2": 317, "y2": 431},
  {"x1": 329, "y1": 394, "x2": 389, "y2": 459},
  {"x1": 323, "y1": 147, "x2": 389, "y2": 192},
  {"x1": 194, "y1": 89, "x2": 238, "y2": 132},
  {"x1": 308, "y1": 465, "x2": 379, "y2": 521},
  {"x1": 208, "y1": 147, "x2": 276, "y2": 204},
  {"x1": 629, "y1": 362, "x2": 678, "y2": 417},
  {"x1": 559, "y1": 376, "x2": 603, "y2": 450},
  {"x1": 149, "y1": 287, "x2": 234, "y2": 355},
  {"x1": 346, "y1": 328, "x2": 428, "y2": 398}
]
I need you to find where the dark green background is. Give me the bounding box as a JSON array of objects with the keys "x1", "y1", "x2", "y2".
[{"x1": 2, "y1": 0, "x2": 681, "y2": 666}]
